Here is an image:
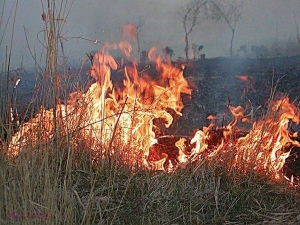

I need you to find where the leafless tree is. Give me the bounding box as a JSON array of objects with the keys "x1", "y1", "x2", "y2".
[
  {"x1": 192, "y1": 43, "x2": 198, "y2": 60},
  {"x1": 293, "y1": 11, "x2": 300, "y2": 45},
  {"x1": 180, "y1": 0, "x2": 208, "y2": 60},
  {"x1": 135, "y1": 16, "x2": 145, "y2": 61},
  {"x1": 211, "y1": 0, "x2": 243, "y2": 58},
  {"x1": 162, "y1": 46, "x2": 174, "y2": 60}
]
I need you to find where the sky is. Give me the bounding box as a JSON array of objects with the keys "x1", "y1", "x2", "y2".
[{"x1": 1, "y1": 0, "x2": 300, "y2": 69}]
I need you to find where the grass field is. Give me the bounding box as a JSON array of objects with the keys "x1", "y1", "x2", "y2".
[
  {"x1": 1, "y1": 1, "x2": 300, "y2": 224},
  {"x1": 1, "y1": 142, "x2": 300, "y2": 225}
]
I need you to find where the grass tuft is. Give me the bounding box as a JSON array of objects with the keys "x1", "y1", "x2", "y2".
[{"x1": 1, "y1": 144, "x2": 300, "y2": 224}]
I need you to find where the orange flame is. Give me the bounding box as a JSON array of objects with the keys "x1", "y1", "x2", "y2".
[
  {"x1": 7, "y1": 37, "x2": 300, "y2": 183},
  {"x1": 8, "y1": 39, "x2": 192, "y2": 170},
  {"x1": 122, "y1": 24, "x2": 137, "y2": 41}
]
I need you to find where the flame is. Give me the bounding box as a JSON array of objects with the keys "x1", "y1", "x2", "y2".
[
  {"x1": 6, "y1": 29, "x2": 300, "y2": 182},
  {"x1": 232, "y1": 97, "x2": 300, "y2": 177},
  {"x1": 197, "y1": 96, "x2": 300, "y2": 180},
  {"x1": 82, "y1": 47, "x2": 192, "y2": 167},
  {"x1": 236, "y1": 75, "x2": 256, "y2": 99},
  {"x1": 8, "y1": 37, "x2": 192, "y2": 170},
  {"x1": 122, "y1": 24, "x2": 137, "y2": 41}
]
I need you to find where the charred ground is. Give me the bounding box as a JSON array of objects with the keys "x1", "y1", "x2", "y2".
[{"x1": 175, "y1": 56, "x2": 300, "y2": 135}]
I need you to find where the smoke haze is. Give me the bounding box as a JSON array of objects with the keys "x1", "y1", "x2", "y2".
[{"x1": 1, "y1": 0, "x2": 300, "y2": 68}]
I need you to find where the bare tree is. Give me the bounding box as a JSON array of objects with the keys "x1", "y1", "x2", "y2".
[
  {"x1": 125, "y1": 16, "x2": 145, "y2": 61},
  {"x1": 162, "y1": 46, "x2": 174, "y2": 60},
  {"x1": 211, "y1": 0, "x2": 243, "y2": 58},
  {"x1": 192, "y1": 43, "x2": 198, "y2": 60},
  {"x1": 293, "y1": 11, "x2": 300, "y2": 45},
  {"x1": 180, "y1": 0, "x2": 208, "y2": 60},
  {"x1": 135, "y1": 16, "x2": 145, "y2": 61}
]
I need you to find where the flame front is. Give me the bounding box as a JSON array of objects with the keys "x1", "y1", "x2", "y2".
[
  {"x1": 198, "y1": 96, "x2": 300, "y2": 180},
  {"x1": 8, "y1": 39, "x2": 193, "y2": 170},
  {"x1": 84, "y1": 47, "x2": 191, "y2": 167},
  {"x1": 232, "y1": 97, "x2": 300, "y2": 178},
  {"x1": 7, "y1": 28, "x2": 300, "y2": 181}
]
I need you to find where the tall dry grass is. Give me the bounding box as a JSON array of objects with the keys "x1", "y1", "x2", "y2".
[
  {"x1": 1, "y1": 1, "x2": 300, "y2": 224},
  {"x1": 1, "y1": 142, "x2": 300, "y2": 224},
  {"x1": 0, "y1": 0, "x2": 19, "y2": 143}
]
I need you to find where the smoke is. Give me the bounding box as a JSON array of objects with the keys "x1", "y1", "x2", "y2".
[{"x1": 1, "y1": 0, "x2": 300, "y2": 68}]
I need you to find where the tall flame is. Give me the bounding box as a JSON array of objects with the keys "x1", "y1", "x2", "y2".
[
  {"x1": 232, "y1": 97, "x2": 300, "y2": 178},
  {"x1": 8, "y1": 34, "x2": 192, "y2": 170},
  {"x1": 6, "y1": 26, "x2": 300, "y2": 182}
]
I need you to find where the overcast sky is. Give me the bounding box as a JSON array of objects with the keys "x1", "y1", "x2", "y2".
[{"x1": 1, "y1": 0, "x2": 300, "y2": 68}]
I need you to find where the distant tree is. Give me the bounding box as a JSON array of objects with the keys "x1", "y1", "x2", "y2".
[
  {"x1": 179, "y1": 0, "x2": 208, "y2": 60},
  {"x1": 162, "y1": 46, "x2": 174, "y2": 60},
  {"x1": 210, "y1": 0, "x2": 243, "y2": 58},
  {"x1": 237, "y1": 44, "x2": 247, "y2": 57},
  {"x1": 238, "y1": 44, "x2": 247, "y2": 53},
  {"x1": 268, "y1": 40, "x2": 283, "y2": 58},
  {"x1": 192, "y1": 43, "x2": 198, "y2": 60},
  {"x1": 140, "y1": 50, "x2": 148, "y2": 63},
  {"x1": 135, "y1": 16, "x2": 145, "y2": 61},
  {"x1": 268, "y1": 39, "x2": 300, "y2": 57},
  {"x1": 285, "y1": 38, "x2": 300, "y2": 56},
  {"x1": 293, "y1": 12, "x2": 300, "y2": 45},
  {"x1": 251, "y1": 45, "x2": 268, "y2": 58},
  {"x1": 198, "y1": 44, "x2": 204, "y2": 58},
  {"x1": 177, "y1": 56, "x2": 185, "y2": 61},
  {"x1": 191, "y1": 43, "x2": 204, "y2": 59}
]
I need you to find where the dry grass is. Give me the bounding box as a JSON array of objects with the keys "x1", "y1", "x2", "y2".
[
  {"x1": 1, "y1": 1, "x2": 300, "y2": 224},
  {"x1": 1, "y1": 143, "x2": 300, "y2": 224}
]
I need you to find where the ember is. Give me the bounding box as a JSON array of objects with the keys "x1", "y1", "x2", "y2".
[{"x1": 7, "y1": 25, "x2": 300, "y2": 184}]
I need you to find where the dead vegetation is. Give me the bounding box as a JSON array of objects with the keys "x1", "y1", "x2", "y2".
[{"x1": 1, "y1": 1, "x2": 300, "y2": 224}]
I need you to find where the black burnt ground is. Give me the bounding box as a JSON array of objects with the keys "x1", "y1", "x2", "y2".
[
  {"x1": 153, "y1": 56, "x2": 300, "y2": 181},
  {"x1": 176, "y1": 56, "x2": 300, "y2": 133}
]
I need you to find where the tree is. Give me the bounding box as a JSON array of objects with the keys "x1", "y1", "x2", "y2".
[
  {"x1": 191, "y1": 43, "x2": 204, "y2": 59},
  {"x1": 251, "y1": 45, "x2": 267, "y2": 58},
  {"x1": 237, "y1": 44, "x2": 247, "y2": 57},
  {"x1": 162, "y1": 46, "x2": 174, "y2": 60},
  {"x1": 210, "y1": 0, "x2": 243, "y2": 58},
  {"x1": 293, "y1": 11, "x2": 300, "y2": 45},
  {"x1": 126, "y1": 16, "x2": 145, "y2": 61},
  {"x1": 191, "y1": 43, "x2": 198, "y2": 60},
  {"x1": 134, "y1": 16, "x2": 145, "y2": 61},
  {"x1": 198, "y1": 44, "x2": 204, "y2": 59},
  {"x1": 140, "y1": 50, "x2": 148, "y2": 63},
  {"x1": 180, "y1": 0, "x2": 208, "y2": 61}
]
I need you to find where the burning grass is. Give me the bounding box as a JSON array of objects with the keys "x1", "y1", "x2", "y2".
[
  {"x1": 1, "y1": 64, "x2": 300, "y2": 225},
  {"x1": 1, "y1": 18, "x2": 300, "y2": 223},
  {"x1": 1, "y1": 144, "x2": 300, "y2": 224},
  {"x1": 5, "y1": 45, "x2": 300, "y2": 179}
]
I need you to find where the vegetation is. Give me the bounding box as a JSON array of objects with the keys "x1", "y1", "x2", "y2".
[
  {"x1": 1, "y1": 146, "x2": 300, "y2": 224},
  {"x1": 210, "y1": 0, "x2": 243, "y2": 58},
  {"x1": 180, "y1": 0, "x2": 208, "y2": 61},
  {"x1": 1, "y1": 1, "x2": 300, "y2": 224},
  {"x1": 179, "y1": 0, "x2": 243, "y2": 60}
]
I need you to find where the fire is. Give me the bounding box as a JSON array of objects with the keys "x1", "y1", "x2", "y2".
[
  {"x1": 8, "y1": 30, "x2": 193, "y2": 170},
  {"x1": 232, "y1": 97, "x2": 300, "y2": 177},
  {"x1": 198, "y1": 97, "x2": 300, "y2": 181},
  {"x1": 6, "y1": 25, "x2": 300, "y2": 183},
  {"x1": 236, "y1": 75, "x2": 255, "y2": 99}
]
